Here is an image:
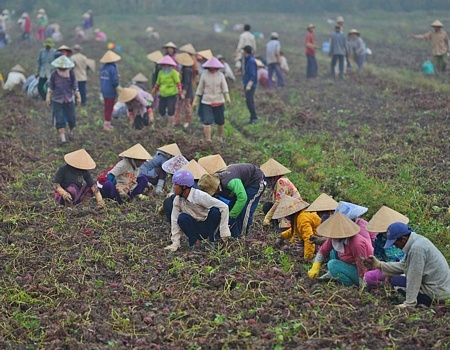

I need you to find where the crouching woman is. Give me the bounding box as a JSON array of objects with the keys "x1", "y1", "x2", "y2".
[{"x1": 164, "y1": 170, "x2": 231, "y2": 252}]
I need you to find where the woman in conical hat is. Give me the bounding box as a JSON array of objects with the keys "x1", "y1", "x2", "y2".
[
  {"x1": 140, "y1": 143, "x2": 181, "y2": 194},
  {"x1": 162, "y1": 41, "x2": 177, "y2": 62},
  {"x1": 100, "y1": 50, "x2": 122, "y2": 131},
  {"x1": 307, "y1": 213, "x2": 374, "y2": 287},
  {"x1": 193, "y1": 57, "x2": 230, "y2": 143},
  {"x1": 272, "y1": 196, "x2": 320, "y2": 260},
  {"x1": 118, "y1": 86, "x2": 154, "y2": 130},
  {"x1": 47, "y1": 55, "x2": 81, "y2": 145},
  {"x1": 3, "y1": 65, "x2": 26, "y2": 90},
  {"x1": 54, "y1": 149, "x2": 104, "y2": 207},
  {"x1": 260, "y1": 158, "x2": 302, "y2": 231},
  {"x1": 99, "y1": 144, "x2": 152, "y2": 204},
  {"x1": 175, "y1": 52, "x2": 195, "y2": 129}
]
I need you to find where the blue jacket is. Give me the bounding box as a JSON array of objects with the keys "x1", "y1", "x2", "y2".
[
  {"x1": 100, "y1": 63, "x2": 119, "y2": 98},
  {"x1": 243, "y1": 55, "x2": 257, "y2": 89}
]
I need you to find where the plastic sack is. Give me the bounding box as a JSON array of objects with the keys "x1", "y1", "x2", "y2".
[
  {"x1": 322, "y1": 41, "x2": 330, "y2": 53},
  {"x1": 422, "y1": 60, "x2": 434, "y2": 75}
]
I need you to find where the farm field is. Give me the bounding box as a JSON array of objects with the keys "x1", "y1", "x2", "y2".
[{"x1": 0, "y1": 10, "x2": 449, "y2": 349}]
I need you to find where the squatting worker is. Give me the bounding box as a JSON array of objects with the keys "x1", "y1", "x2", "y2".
[
  {"x1": 363, "y1": 222, "x2": 450, "y2": 308},
  {"x1": 198, "y1": 163, "x2": 266, "y2": 238},
  {"x1": 164, "y1": 170, "x2": 231, "y2": 252}
]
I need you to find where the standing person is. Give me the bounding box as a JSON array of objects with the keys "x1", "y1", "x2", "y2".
[
  {"x1": 99, "y1": 50, "x2": 121, "y2": 131},
  {"x1": 198, "y1": 163, "x2": 266, "y2": 238},
  {"x1": 18, "y1": 12, "x2": 32, "y2": 42},
  {"x1": 35, "y1": 9, "x2": 48, "y2": 41},
  {"x1": 175, "y1": 53, "x2": 194, "y2": 129},
  {"x1": 235, "y1": 24, "x2": 257, "y2": 75},
  {"x1": 347, "y1": 29, "x2": 366, "y2": 71},
  {"x1": 179, "y1": 43, "x2": 199, "y2": 84},
  {"x1": 36, "y1": 38, "x2": 55, "y2": 100},
  {"x1": 100, "y1": 143, "x2": 151, "y2": 204},
  {"x1": 217, "y1": 54, "x2": 236, "y2": 82},
  {"x1": 151, "y1": 55, "x2": 181, "y2": 128},
  {"x1": 46, "y1": 55, "x2": 81, "y2": 144},
  {"x1": 118, "y1": 86, "x2": 153, "y2": 130},
  {"x1": 305, "y1": 24, "x2": 320, "y2": 79},
  {"x1": 164, "y1": 170, "x2": 232, "y2": 252},
  {"x1": 363, "y1": 222, "x2": 450, "y2": 308},
  {"x1": 162, "y1": 42, "x2": 178, "y2": 63},
  {"x1": 71, "y1": 44, "x2": 91, "y2": 106},
  {"x1": 54, "y1": 149, "x2": 104, "y2": 208},
  {"x1": 329, "y1": 25, "x2": 347, "y2": 79},
  {"x1": 192, "y1": 57, "x2": 230, "y2": 143},
  {"x1": 410, "y1": 20, "x2": 449, "y2": 74},
  {"x1": 242, "y1": 45, "x2": 258, "y2": 124},
  {"x1": 266, "y1": 32, "x2": 284, "y2": 88}
]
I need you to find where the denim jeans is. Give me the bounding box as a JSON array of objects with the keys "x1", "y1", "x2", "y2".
[
  {"x1": 53, "y1": 101, "x2": 76, "y2": 130},
  {"x1": 330, "y1": 54, "x2": 344, "y2": 78},
  {"x1": 391, "y1": 275, "x2": 432, "y2": 307},
  {"x1": 306, "y1": 54, "x2": 318, "y2": 78},
  {"x1": 37, "y1": 77, "x2": 47, "y2": 100},
  {"x1": 178, "y1": 207, "x2": 221, "y2": 246},
  {"x1": 77, "y1": 81, "x2": 87, "y2": 105},
  {"x1": 268, "y1": 63, "x2": 284, "y2": 88}
]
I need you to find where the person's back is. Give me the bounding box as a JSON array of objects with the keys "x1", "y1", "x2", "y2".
[
  {"x1": 72, "y1": 52, "x2": 88, "y2": 82},
  {"x1": 330, "y1": 31, "x2": 347, "y2": 55}
]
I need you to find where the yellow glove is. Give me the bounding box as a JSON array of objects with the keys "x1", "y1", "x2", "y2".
[
  {"x1": 307, "y1": 262, "x2": 321, "y2": 279},
  {"x1": 263, "y1": 217, "x2": 272, "y2": 226},
  {"x1": 56, "y1": 186, "x2": 72, "y2": 203},
  {"x1": 75, "y1": 91, "x2": 81, "y2": 106},
  {"x1": 224, "y1": 93, "x2": 231, "y2": 104},
  {"x1": 94, "y1": 190, "x2": 105, "y2": 208},
  {"x1": 245, "y1": 80, "x2": 253, "y2": 91},
  {"x1": 192, "y1": 95, "x2": 200, "y2": 110},
  {"x1": 46, "y1": 91, "x2": 52, "y2": 107}
]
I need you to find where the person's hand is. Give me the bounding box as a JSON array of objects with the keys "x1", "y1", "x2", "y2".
[
  {"x1": 225, "y1": 93, "x2": 231, "y2": 104},
  {"x1": 35, "y1": 73, "x2": 39, "y2": 78},
  {"x1": 62, "y1": 191, "x2": 72, "y2": 203},
  {"x1": 164, "y1": 244, "x2": 178, "y2": 252},
  {"x1": 180, "y1": 90, "x2": 186, "y2": 100},
  {"x1": 115, "y1": 86, "x2": 123, "y2": 94},
  {"x1": 45, "y1": 93, "x2": 51, "y2": 107},
  {"x1": 359, "y1": 277, "x2": 367, "y2": 290},
  {"x1": 307, "y1": 262, "x2": 321, "y2": 279},
  {"x1": 192, "y1": 95, "x2": 200, "y2": 110},
  {"x1": 361, "y1": 255, "x2": 381, "y2": 270},
  {"x1": 245, "y1": 81, "x2": 253, "y2": 91},
  {"x1": 309, "y1": 235, "x2": 327, "y2": 245},
  {"x1": 150, "y1": 88, "x2": 156, "y2": 96},
  {"x1": 75, "y1": 91, "x2": 81, "y2": 106}
]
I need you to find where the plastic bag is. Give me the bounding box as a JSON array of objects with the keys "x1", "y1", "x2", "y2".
[{"x1": 422, "y1": 61, "x2": 434, "y2": 75}]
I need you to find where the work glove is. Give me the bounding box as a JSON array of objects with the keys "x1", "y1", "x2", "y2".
[
  {"x1": 94, "y1": 190, "x2": 105, "y2": 208},
  {"x1": 180, "y1": 90, "x2": 186, "y2": 100},
  {"x1": 245, "y1": 81, "x2": 253, "y2": 91},
  {"x1": 263, "y1": 217, "x2": 272, "y2": 226},
  {"x1": 116, "y1": 186, "x2": 129, "y2": 201},
  {"x1": 307, "y1": 262, "x2": 321, "y2": 279},
  {"x1": 224, "y1": 93, "x2": 231, "y2": 104},
  {"x1": 191, "y1": 95, "x2": 200, "y2": 110},
  {"x1": 75, "y1": 91, "x2": 81, "y2": 106},
  {"x1": 45, "y1": 92, "x2": 52, "y2": 107},
  {"x1": 361, "y1": 255, "x2": 381, "y2": 270},
  {"x1": 56, "y1": 186, "x2": 72, "y2": 203},
  {"x1": 164, "y1": 244, "x2": 179, "y2": 252}
]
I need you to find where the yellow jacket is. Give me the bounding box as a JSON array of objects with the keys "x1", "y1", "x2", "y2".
[{"x1": 280, "y1": 210, "x2": 321, "y2": 260}]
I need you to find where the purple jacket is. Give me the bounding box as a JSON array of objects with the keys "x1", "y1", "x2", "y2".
[{"x1": 48, "y1": 69, "x2": 78, "y2": 103}]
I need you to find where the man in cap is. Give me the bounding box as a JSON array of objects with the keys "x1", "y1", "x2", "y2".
[
  {"x1": 266, "y1": 32, "x2": 284, "y2": 88},
  {"x1": 329, "y1": 25, "x2": 348, "y2": 79},
  {"x1": 243, "y1": 45, "x2": 258, "y2": 124},
  {"x1": 164, "y1": 170, "x2": 231, "y2": 252},
  {"x1": 36, "y1": 38, "x2": 56, "y2": 100},
  {"x1": 305, "y1": 24, "x2": 320, "y2": 79},
  {"x1": 235, "y1": 24, "x2": 257, "y2": 75},
  {"x1": 363, "y1": 222, "x2": 450, "y2": 308},
  {"x1": 410, "y1": 20, "x2": 449, "y2": 73}
]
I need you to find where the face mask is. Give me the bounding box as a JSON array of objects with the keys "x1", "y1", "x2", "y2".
[{"x1": 163, "y1": 68, "x2": 171, "y2": 74}]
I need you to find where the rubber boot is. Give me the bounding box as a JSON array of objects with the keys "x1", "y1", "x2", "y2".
[
  {"x1": 68, "y1": 128, "x2": 75, "y2": 141},
  {"x1": 203, "y1": 125, "x2": 212, "y2": 142},
  {"x1": 217, "y1": 125, "x2": 224, "y2": 143},
  {"x1": 58, "y1": 128, "x2": 67, "y2": 144},
  {"x1": 155, "y1": 179, "x2": 165, "y2": 193}
]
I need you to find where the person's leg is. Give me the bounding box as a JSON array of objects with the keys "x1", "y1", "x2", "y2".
[
  {"x1": 100, "y1": 180, "x2": 122, "y2": 203},
  {"x1": 391, "y1": 275, "x2": 432, "y2": 307},
  {"x1": 78, "y1": 81, "x2": 87, "y2": 105},
  {"x1": 330, "y1": 55, "x2": 337, "y2": 77},
  {"x1": 166, "y1": 95, "x2": 177, "y2": 127},
  {"x1": 202, "y1": 104, "x2": 214, "y2": 142},
  {"x1": 69, "y1": 183, "x2": 93, "y2": 205},
  {"x1": 327, "y1": 259, "x2": 359, "y2": 286},
  {"x1": 183, "y1": 98, "x2": 192, "y2": 127},
  {"x1": 163, "y1": 194, "x2": 176, "y2": 223},
  {"x1": 268, "y1": 63, "x2": 275, "y2": 89},
  {"x1": 103, "y1": 97, "x2": 115, "y2": 130},
  {"x1": 275, "y1": 64, "x2": 284, "y2": 87},
  {"x1": 37, "y1": 77, "x2": 47, "y2": 100},
  {"x1": 213, "y1": 105, "x2": 225, "y2": 142},
  {"x1": 442, "y1": 54, "x2": 447, "y2": 73},
  {"x1": 364, "y1": 269, "x2": 387, "y2": 287},
  {"x1": 53, "y1": 101, "x2": 67, "y2": 143},
  {"x1": 173, "y1": 96, "x2": 181, "y2": 125},
  {"x1": 158, "y1": 95, "x2": 168, "y2": 121},
  {"x1": 130, "y1": 176, "x2": 149, "y2": 198},
  {"x1": 358, "y1": 54, "x2": 366, "y2": 71},
  {"x1": 306, "y1": 54, "x2": 313, "y2": 78},
  {"x1": 196, "y1": 207, "x2": 221, "y2": 242},
  {"x1": 338, "y1": 55, "x2": 344, "y2": 78},
  {"x1": 312, "y1": 56, "x2": 318, "y2": 77},
  {"x1": 177, "y1": 213, "x2": 201, "y2": 246},
  {"x1": 245, "y1": 89, "x2": 257, "y2": 122},
  {"x1": 65, "y1": 101, "x2": 76, "y2": 134}
]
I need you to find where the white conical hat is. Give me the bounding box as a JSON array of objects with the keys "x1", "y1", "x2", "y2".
[
  {"x1": 157, "y1": 143, "x2": 181, "y2": 156},
  {"x1": 51, "y1": 55, "x2": 74, "y2": 69},
  {"x1": 162, "y1": 41, "x2": 177, "y2": 49},
  {"x1": 100, "y1": 50, "x2": 121, "y2": 63},
  {"x1": 11, "y1": 65, "x2": 26, "y2": 73},
  {"x1": 180, "y1": 160, "x2": 208, "y2": 180},
  {"x1": 431, "y1": 20, "x2": 443, "y2": 27},
  {"x1": 132, "y1": 72, "x2": 148, "y2": 82},
  {"x1": 64, "y1": 149, "x2": 96, "y2": 170},
  {"x1": 366, "y1": 206, "x2": 409, "y2": 233},
  {"x1": 305, "y1": 193, "x2": 339, "y2": 212},
  {"x1": 316, "y1": 212, "x2": 360, "y2": 239},
  {"x1": 162, "y1": 154, "x2": 189, "y2": 175},
  {"x1": 260, "y1": 158, "x2": 291, "y2": 177},
  {"x1": 198, "y1": 154, "x2": 227, "y2": 174},
  {"x1": 119, "y1": 143, "x2": 152, "y2": 160},
  {"x1": 272, "y1": 196, "x2": 310, "y2": 220}
]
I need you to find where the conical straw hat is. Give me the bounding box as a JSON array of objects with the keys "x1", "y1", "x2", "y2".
[
  {"x1": 203, "y1": 57, "x2": 224, "y2": 69},
  {"x1": 100, "y1": 50, "x2": 121, "y2": 63},
  {"x1": 57, "y1": 45, "x2": 72, "y2": 52},
  {"x1": 197, "y1": 49, "x2": 213, "y2": 60},
  {"x1": 147, "y1": 50, "x2": 163, "y2": 63},
  {"x1": 162, "y1": 41, "x2": 177, "y2": 49},
  {"x1": 316, "y1": 212, "x2": 360, "y2": 239},
  {"x1": 181, "y1": 160, "x2": 208, "y2": 180},
  {"x1": 64, "y1": 149, "x2": 96, "y2": 170},
  {"x1": 132, "y1": 72, "x2": 148, "y2": 82},
  {"x1": 198, "y1": 154, "x2": 227, "y2": 174},
  {"x1": 179, "y1": 43, "x2": 196, "y2": 55},
  {"x1": 272, "y1": 196, "x2": 310, "y2": 220},
  {"x1": 11, "y1": 65, "x2": 26, "y2": 73},
  {"x1": 158, "y1": 143, "x2": 181, "y2": 156},
  {"x1": 119, "y1": 143, "x2": 152, "y2": 160},
  {"x1": 305, "y1": 193, "x2": 339, "y2": 212},
  {"x1": 176, "y1": 52, "x2": 194, "y2": 67},
  {"x1": 162, "y1": 154, "x2": 189, "y2": 174},
  {"x1": 157, "y1": 55, "x2": 177, "y2": 66},
  {"x1": 431, "y1": 20, "x2": 443, "y2": 27},
  {"x1": 334, "y1": 201, "x2": 368, "y2": 220},
  {"x1": 128, "y1": 84, "x2": 142, "y2": 91},
  {"x1": 118, "y1": 88, "x2": 138, "y2": 103},
  {"x1": 366, "y1": 206, "x2": 409, "y2": 233},
  {"x1": 260, "y1": 158, "x2": 291, "y2": 177},
  {"x1": 51, "y1": 55, "x2": 74, "y2": 69},
  {"x1": 255, "y1": 59, "x2": 265, "y2": 68}
]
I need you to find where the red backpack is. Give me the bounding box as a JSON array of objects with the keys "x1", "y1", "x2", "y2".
[{"x1": 97, "y1": 166, "x2": 114, "y2": 185}]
